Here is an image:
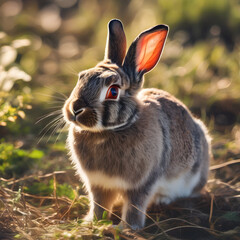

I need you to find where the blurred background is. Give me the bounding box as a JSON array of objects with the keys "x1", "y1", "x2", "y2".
[
  {"x1": 0, "y1": 0, "x2": 240, "y2": 181},
  {"x1": 0, "y1": 0, "x2": 240, "y2": 238}
]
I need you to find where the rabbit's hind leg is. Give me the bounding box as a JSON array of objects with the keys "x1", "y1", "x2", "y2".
[{"x1": 121, "y1": 188, "x2": 152, "y2": 230}]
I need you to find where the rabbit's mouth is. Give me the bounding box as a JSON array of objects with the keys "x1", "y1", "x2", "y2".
[
  {"x1": 73, "y1": 107, "x2": 98, "y2": 128},
  {"x1": 62, "y1": 100, "x2": 99, "y2": 129}
]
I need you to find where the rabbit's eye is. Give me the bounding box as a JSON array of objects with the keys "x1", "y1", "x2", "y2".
[{"x1": 105, "y1": 85, "x2": 119, "y2": 100}]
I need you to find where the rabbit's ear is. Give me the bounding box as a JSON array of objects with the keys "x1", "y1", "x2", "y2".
[
  {"x1": 104, "y1": 19, "x2": 127, "y2": 66},
  {"x1": 123, "y1": 25, "x2": 168, "y2": 81}
]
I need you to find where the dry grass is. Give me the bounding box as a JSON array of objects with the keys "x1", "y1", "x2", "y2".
[{"x1": 0, "y1": 156, "x2": 240, "y2": 240}]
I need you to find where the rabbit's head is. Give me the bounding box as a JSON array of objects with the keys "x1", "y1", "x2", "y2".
[{"x1": 63, "y1": 19, "x2": 168, "y2": 131}]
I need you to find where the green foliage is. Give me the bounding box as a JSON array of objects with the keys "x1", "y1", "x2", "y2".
[
  {"x1": 24, "y1": 179, "x2": 75, "y2": 200},
  {"x1": 157, "y1": 0, "x2": 240, "y2": 44},
  {"x1": 102, "y1": 210, "x2": 108, "y2": 220},
  {"x1": 57, "y1": 182, "x2": 75, "y2": 200},
  {"x1": 0, "y1": 34, "x2": 33, "y2": 128},
  {"x1": 0, "y1": 92, "x2": 31, "y2": 127},
  {"x1": 0, "y1": 141, "x2": 44, "y2": 178},
  {"x1": 220, "y1": 212, "x2": 240, "y2": 222},
  {"x1": 24, "y1": 181, "x2": 53, "y2": 196},
  {"x1": 13, "y1": 188, "x2": 22, "y2": 205}
]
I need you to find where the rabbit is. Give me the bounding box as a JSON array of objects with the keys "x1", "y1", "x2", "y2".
[{"x1": 62, "y1": 19, "x2": 211, "y2": 230}]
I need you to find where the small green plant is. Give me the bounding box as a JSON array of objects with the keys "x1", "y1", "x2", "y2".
[
  {"x1": 24, "y1": 179, "x2": 75, "y2": 200},
  {"x1": 0, "y1": 141, "x2": 44, "y2": 178},
  {"x1": 0, "y1": 91, "x2": 32, "y2": 127}
]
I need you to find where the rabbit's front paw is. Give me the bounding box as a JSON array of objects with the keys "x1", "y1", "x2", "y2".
[
  {"x1": 83, "y1": 213, "x2": 94, "y2": 222},
  {"x1": 118, "y1": 221, "x2": 142, "y2": 231}
]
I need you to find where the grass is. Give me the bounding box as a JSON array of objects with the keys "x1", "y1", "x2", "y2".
[{"x1": 1, "y1": 133, "x2": 240, "y2": 239}]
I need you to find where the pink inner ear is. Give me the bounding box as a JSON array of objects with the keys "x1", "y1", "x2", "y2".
[{"x1": 136, "y1": 30, "x2": 168, "y2": 73}]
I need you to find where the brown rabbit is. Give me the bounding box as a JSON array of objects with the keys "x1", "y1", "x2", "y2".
[{"x1": 62, "y1": 19, "x2": 211, "y2": 230}]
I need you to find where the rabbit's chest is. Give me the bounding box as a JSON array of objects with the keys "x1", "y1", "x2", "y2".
[
  {"x1": 69, "y1": 124, "x2": 162, "y2": 188},
  {"x1": 73, "y1": 134, "x2": 135, "y2": 173},
  {"x1": 72, "y1": 136, "x2": 140, "y2": 188}
]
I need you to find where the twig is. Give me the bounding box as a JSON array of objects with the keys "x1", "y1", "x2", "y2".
[
  {"x1": 0, "y1": 198, "x2": 7, "y2": 218},
  {"x1": 60, "y1": 191, "x2": 77, "y2": 220},
  {"x1": 228, "y1": 175, "x2": 240, "y2": 185},
  {"x1": 15, "y1": 226, "x2": 35, "y2": 240},
  {"x1": 0, "y1": 171, "x2": 67, "y2": 185},
  {"x1": 226, "y1": 194, "x2": 240, "y2": 198},
  {"x1": 209, "y1": 193, "x2": 214, "y2": 224},
  {"x1": 119, "y1": 232, "x2": 147, "y2": 240},
  {"x1": 131, "y1": 204, "x2": 168, "y2": 238},
  {"x1": 118, "y1": 234, "x2": 135, "y2": 240},
  {"x1": 3, "y1": 187, "x2": 71, "y2": 204},
  {"x1": 207, "y1": 179, "x2": 240, "y2": 192},
  {"x1": 142, "y1": 216, "x2": 221, "y2": 239},
  {"x1": 210, "y1": 159, "x2": 240, "y2": 170},
  {"x1": 150, "y1": 224, "x2": 221, "y2": 238},
  {"x1": 53, "y1": 173, "x2": 59, "y2": 209},
  {"x1": 39, "y1": 198, "x2": 45, "y2": 207},
  {"x1": 93, "y1": 201, "x2": 131, "y2": 229}
]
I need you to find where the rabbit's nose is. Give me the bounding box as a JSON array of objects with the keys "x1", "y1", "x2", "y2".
[
  {"x1": 71, "y1": 100, "x2": 86, "y2": 120},
  {"x1": 73, "y1": 108, "x2": 85, "y2": 115},
  {"x1": 72, "y1": 107, "x2": 86, "y2": 121}
]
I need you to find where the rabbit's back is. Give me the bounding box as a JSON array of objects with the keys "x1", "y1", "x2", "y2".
[{"x1": 139, "y1": 88, "x2": 210, "y2": 202}]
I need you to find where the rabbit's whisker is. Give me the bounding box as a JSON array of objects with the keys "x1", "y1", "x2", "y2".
[
  {"x1": 55, "y1": 121, "x2": 67, "y2": 144},
  {"x1": 43, "y1": 86, "x2": 68, "y2": 100},
  {"x1": 65, "y1": 64, "x2": 80, "y2": 76},
  {"x1": 39, "y1": 115, "x2": 63, "y2": 135},
  {"x1": 47, "y1": 105, "x2": 64, "y2": 110},
  {"x1": 36, "y1": 93, "x2": 66, "y2": 102},
  {"x1": 37, "y1": 116, "x2": 63, "y2": 144},
  {"x1": 36, "y1": 110, "x2": 63, "y2": 124},
  {"x1": 46, "y1": 100, "x2": 65, "y2": 105},
  {"x1": 47, "y1": 118, "x2": 65, "y2": 143}
]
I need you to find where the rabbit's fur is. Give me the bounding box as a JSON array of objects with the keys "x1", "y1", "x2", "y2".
[{"x1": 63, "y1": 19, "x2": 211, "y2": 230}]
